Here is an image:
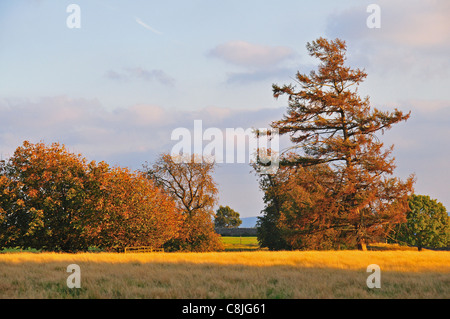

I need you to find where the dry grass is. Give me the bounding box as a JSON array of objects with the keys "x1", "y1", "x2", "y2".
[{"x1": 0, "y1": 250, "x2": 448, "y2": 299}]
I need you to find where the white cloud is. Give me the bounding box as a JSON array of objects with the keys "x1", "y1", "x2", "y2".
[
  {"x1": 127, "y1": 104, "x2": 166, "y2": 126},
  {"x1": 105, "y1": 67, "x2": 175, "y2": 87},
  {"x1": 0, "y1": 96, "x2": 283, "y2": 162},
  {"x1": 325, "y1": 0, "x2": 450, "y2": 78},
  {"x1": 208, "y1": 41, "x2": 299, "y2": 84},
  {"x1": 104, "y1": 70, "x2": 126, "y2": 81},
  {"x1": 0, "y1": 97, "x2": 168, "y2": 160},
  {"x1": 379, "y1": 0, "x2": 450, "y2": 48},
  {"x1": 225, "y1": 67, "x2": 296, "y2": 84},
  {"x1": 209, "y1": 41, "x2": 295, "y2": 69},
  {"x1": 327, "y1": 0, "x2": 450, "y2": 47},
  {"x1": 127, "y1": 67, "x2": 175, "y2": 86}
]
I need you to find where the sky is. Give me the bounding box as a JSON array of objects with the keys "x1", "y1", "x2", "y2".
[{"x1": 1, "y1": 0, "x2": 449, "y2": 217}]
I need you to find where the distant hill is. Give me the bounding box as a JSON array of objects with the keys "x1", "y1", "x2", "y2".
[{"x1": 240, "y1": 216, "x2": 258, "y2": 228}]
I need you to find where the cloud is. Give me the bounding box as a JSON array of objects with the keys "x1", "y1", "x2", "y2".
[
  {"x1": 225, "y1": 67, "x2": 298, "y2": 85},
  {"x1": 377, "y1": 1, "x2": 450, "y2": 48},
  {"x1": 381, "y1": 99, "x2": 450, "y2": 209},
  {"x1": 0, "y1": 96, "x2": 283, "y2": 164},
  {"x1": 126, "y1": 67, "x2": 175, "y2": 86},
  {"x1": 209, "y1": 41, "x2": 295, "y2": 69},
  {"x1": 208, "y1": 41, "x2": 298, "y2": 84},
  {"x1": 0, "y1": 96, "x2": 289, "y2": 217},
  {"x1": 325, "y1": 0, "x2": 450, "y2": 77},
  {"x1": 104, "y1": 70, "x2": 127, "y2": 81},
  {"x1": 134, "y1": 17, "x2": 162, "y2": 35},
  {"x1": 0, "y1": 97, "x2": 167, "y2": 162},
  {"x1": 105, "y1": 67, "x2": 175, "y2": 87},
  {"x1": 327, "y1": 0, "x2": 450, "y2": 47},
  {"x1": 1, "y1": 95, "x2": 449, "y2": 214}
]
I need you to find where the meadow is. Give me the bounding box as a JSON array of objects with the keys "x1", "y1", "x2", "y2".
[
  {"x1": 0, "y1": 239, "x2": 448, "y2": 299},
  {"x1": 221, "y1": 236, "x2": 262, "y2": 251}
]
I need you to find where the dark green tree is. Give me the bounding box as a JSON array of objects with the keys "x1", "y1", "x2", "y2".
[
  {"x1": 392, "y1": 194, "x2": 449, "y2": 251},
  {"x1": 215, "y1": 205, "x2": 242, "y2": 228},
  {"x1": 255, "y1": 169, "x2": 290, "y2": 250}
]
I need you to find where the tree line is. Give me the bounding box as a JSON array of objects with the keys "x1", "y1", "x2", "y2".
[{"x1": 0, "y1": 143, "x2": 222, "y2": 252}]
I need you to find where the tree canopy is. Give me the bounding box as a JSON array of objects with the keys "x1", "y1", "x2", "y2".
[
  {"x1": 391, "y1": 194, "x2": 449, "y2": 250},
  {"x1": 0, "y1": 141, "x2": 182, "y2": 252},
  {"x1": 143, "y1": 153, "x2": 223, "y2": 252},
  {"x1": 257, "y1": 38, "x2": 414, "y2": 250},
  {"x1": 215, "y1": 205, "x2": 242, "y2": 229}
]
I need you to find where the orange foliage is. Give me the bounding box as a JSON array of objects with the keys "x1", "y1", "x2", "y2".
[
  {"x1": 258, "y1": 38, "x2": 415, "y2": 250},
  {"x1": 0, "y1": 141, "x2": 182, "y2": 252}
]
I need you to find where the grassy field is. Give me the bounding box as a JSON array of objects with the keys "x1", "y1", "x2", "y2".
[
  {"x1": 221, "y1": 236, "x2": 262, "y2": 251},
  {"x1": 0, "y1": 248, "x2": 448, "y2": 299}
]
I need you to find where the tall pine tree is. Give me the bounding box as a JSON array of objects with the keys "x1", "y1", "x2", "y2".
[{"x1": 268, "y1": 38, "x2": 414, "y2": 250}]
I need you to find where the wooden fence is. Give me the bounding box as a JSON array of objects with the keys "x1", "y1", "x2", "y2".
[{"x1": 124, "y1": 246, "x2": 164, "y2": 253}]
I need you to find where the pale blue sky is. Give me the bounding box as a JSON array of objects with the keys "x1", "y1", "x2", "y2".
[
  {"x1": 0, "y1": 0, "x2": 368, "y2": 109},
  {"x1": 1, "y1": 0, "x2": 450, "y2": 216}
]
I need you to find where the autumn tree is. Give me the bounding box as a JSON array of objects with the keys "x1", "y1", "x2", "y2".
[
  {"x1": 256, "y1": 154, "x2": 347, "y2": 250},
  {"x1": 82, "y1": 162, "x2": 183, "y2": 252},
  {"x1": 215, "y1": 205, "x2": 242, "y2": 229},
  {"x1": 391, "y1": 195, "x2": 449, "y2": 251},
  {"x1": 0, "y1": 141, "x2": 182, "y2": 252},
  {"x1": 0, "y1": 141, "x2": 89, "y2": 251},
  {"x1": 143, "y1": 153, "x2": 223, "y2": 252},
  {"x1": 262, "y1": 37, "x2": 414, "y2": 250}
]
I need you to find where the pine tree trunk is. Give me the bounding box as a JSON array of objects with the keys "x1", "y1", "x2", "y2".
[
  {"x1": 417, "y1": 237, "x2": 423, "y2": 251},
  {"x1": 356, "y1": 208, "x2": 367, "y2": 251},
  {"x1": 357, "y1": 241, "x2": 367, "y2": 251}
]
